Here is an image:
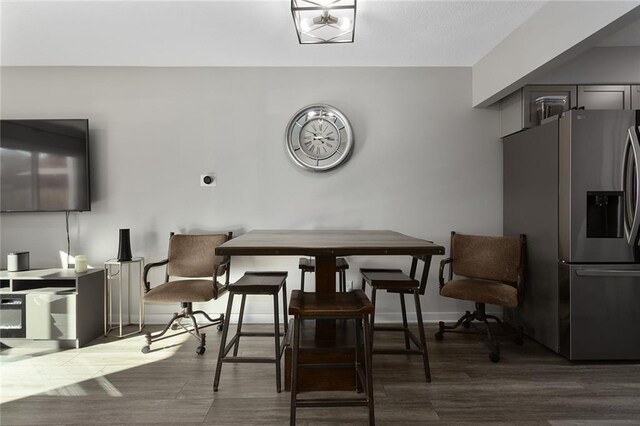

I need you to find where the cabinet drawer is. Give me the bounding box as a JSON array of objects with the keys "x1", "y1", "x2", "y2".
[{"x1": 26, "y1": 293, "x2": 76, "y2": 340}]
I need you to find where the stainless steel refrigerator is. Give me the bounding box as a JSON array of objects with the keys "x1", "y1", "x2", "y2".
[{"x1": 503, "y1": 109, "x2": 640, "y2": 360}]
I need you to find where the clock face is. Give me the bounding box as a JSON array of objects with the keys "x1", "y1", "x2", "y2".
[
  {"x1": 286, "y1": 104, "x2": 353, "y2": 171},
  {"x1": 299, "y1": 119, "x2": 340, "y2": 160}
]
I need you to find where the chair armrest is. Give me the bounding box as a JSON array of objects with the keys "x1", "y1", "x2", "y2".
[
  {"x1": 212, "y1": 256, "x2": 231, "y2": 300},
  {"x1": 438, "y1": 258, "x2": 453, "y2": 291},
  {"x1": 214, "y1": 257, "x2": 230, "y2": 278},
  {"x1": 143, "y1": 259, "x2": 168, "y2": 292}
]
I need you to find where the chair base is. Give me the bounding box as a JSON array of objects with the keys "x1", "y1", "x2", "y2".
[
  {"x1": 141, "y1": 302, "x2": 223, "y2": 355},
  {"x1": 435, "y1": 302, "x2": 523, "y2": 363}
]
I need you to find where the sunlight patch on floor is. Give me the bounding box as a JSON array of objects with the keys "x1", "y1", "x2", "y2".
[{"x1": 0, "y1": 332, "x2": 187, "y2": 404}]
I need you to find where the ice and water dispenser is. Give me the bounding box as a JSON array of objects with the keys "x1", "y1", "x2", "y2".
[{"x1": 586, "y1": 191, "x2": 624, "y2": 238}]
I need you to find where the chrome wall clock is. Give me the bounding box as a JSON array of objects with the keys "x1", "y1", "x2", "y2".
[{"x1": 285, "y1": 104, "x2": 354, "y2": 171}]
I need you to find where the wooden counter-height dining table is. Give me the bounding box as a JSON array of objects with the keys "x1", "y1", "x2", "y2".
[{"x1": 216, "y1": 229, "x2": 445, "y2": 391}]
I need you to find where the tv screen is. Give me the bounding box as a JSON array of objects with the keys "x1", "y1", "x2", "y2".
[{"x1": 1, "y1": 119, "x2": 91, "y2": 212}]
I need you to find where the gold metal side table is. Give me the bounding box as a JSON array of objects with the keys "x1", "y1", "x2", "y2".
[{"x1": 104, "y1": 257, "x2": 145, "y2": 337}]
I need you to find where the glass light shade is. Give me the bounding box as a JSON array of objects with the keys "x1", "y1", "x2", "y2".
[{"x1": 291, "y1": 0, "x2": 356, "y2": 44}]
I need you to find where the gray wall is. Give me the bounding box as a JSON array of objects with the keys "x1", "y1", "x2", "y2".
[{"x1": 0, "y1": 67, "x2": 501, "y2": 323}]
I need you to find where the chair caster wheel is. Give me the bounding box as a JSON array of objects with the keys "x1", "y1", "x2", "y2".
[
  {"x1": 217, "y1": 323, "x2": 224, "y2": 332},
  {"x1": 489, "y1": 352, "x2": 500, "y2": 363},
  {"x1": 462, "y1": 321, "x2": 471, "y2": 329},
  {"x1": 196, "y1": 345, "x2": 206, "y2": 355},
  {"x1": 171, "y1": 323, "x2": 180, "y2": 331},
  {"x1": 435, "y1": 331, "x2": 444, "y2": 341},
  {"x1": 141, "y1": 345, "x2": 150, "y2": 354}
]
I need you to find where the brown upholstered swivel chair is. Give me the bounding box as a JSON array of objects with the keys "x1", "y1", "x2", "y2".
[
  {"x1": 141, "y1": 232, "x2": 232, "y2": 355},
  {"x1": 435, "y1": 231, "x2": 526, "y2": 362}
]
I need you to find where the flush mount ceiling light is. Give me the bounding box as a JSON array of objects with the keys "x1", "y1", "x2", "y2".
[{"x1": 291, "y1": 0, "x2": 356, "y2": 44}]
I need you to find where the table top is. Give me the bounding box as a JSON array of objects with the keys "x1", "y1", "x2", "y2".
[{"x1": 216, "y1": 230, "x2": 445, "y2": 257}]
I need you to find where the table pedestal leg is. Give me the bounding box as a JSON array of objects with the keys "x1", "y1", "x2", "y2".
[{"x1": 314, "y1": 256, "x2": 337, "y2": 341}]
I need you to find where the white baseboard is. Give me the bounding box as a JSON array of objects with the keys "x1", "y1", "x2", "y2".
[{"x1": 132, "y1": 311, "x2": 501, "y2": 326}]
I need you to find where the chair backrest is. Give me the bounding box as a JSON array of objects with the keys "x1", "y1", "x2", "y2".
[
  {"x1": 451, "y1": 232, "x2": 524, "y2": 284},
  {"x1": 166, "y1": 233, "x2": 231, "y2": 278}
]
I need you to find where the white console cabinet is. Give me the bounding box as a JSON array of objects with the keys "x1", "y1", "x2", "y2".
[{"x1": 0, "y1": 269, "x2": 104, "y2": 348}]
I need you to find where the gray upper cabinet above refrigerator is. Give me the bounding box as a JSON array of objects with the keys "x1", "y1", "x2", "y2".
[
  {"x1": 499, "y1": 84, "x2": 636, "y2": 137},
  {"x1": 577, "y1": 85, "x2": 631, "y2": 110},
  {"x1": 500, "y1": 85, "x2": 576, "y2": 137}
]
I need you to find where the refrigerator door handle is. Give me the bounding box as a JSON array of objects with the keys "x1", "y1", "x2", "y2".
[
  {"x1": 622, "y1": 126, "x2": 640, "y2": 245},
  {"x1": 575, "y1": 269, "x2": 640, "y2": 277}
]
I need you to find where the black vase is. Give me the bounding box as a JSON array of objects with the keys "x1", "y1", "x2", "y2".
[{"x1": 117, "y1": 229, "x2": 132, "y2": 261}]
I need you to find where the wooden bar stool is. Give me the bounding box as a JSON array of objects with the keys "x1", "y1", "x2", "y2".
[
  {"x1": 360, "y1": 255, "x2": 433, "y2": 382},
  {"x1": 289, "y1": 289, "x2": 375, "y2": 426},
  {"x1": 299, "y1": 257, "x2": 350, "y2": 292},
  {"x1": 214, "y1": 271, "x2": 288, "y2": 392}
]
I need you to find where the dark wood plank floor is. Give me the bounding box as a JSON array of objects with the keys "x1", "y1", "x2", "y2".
[{"x1": 2, "y1": 323, "x2": 640, "y2": 425}]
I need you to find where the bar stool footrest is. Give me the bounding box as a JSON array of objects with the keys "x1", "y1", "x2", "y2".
[
  {"x1": 373, "y1": 326, "x2": 422, "y2": 347},
  {"x1": 221, "y1": 356, "x2": 278, "y2": 363},
  {"x1": 298, "y1": 362, "x2": 363, "y2": 369},
  {"x1": 373, "y1": 348, "x2": 424, "y2": 355},
  {"x1": 296, "y1": 399, "x2": 370, "y2": 408},
  {"x1": 237, "y1": 331, "x2": 285, "y2": 337}
]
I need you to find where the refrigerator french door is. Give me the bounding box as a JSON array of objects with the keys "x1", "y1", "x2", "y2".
[{"x1": 558, "y1": 110, "x2": 639, "y2": 263}]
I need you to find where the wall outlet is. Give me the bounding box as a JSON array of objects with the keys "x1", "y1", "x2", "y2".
[{"x1": 200, "y1": 173, "x2": 216, "y2": 187}]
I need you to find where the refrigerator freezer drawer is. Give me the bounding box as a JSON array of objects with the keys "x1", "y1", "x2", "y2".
[{"x1": 559, "y1": 263, "x2": 640, "y2": 360}]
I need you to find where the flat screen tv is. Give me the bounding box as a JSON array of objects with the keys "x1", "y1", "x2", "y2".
[{"x1": 1, "y1": 119, "x2": 91, "y2": 212}]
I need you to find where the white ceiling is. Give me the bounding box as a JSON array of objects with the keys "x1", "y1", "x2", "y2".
[{"x1": 1, "y1": 0, "x2": 550, "y2": 67}]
